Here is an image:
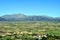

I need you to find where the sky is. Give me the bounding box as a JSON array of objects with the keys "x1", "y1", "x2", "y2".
[{"x1": 0, "y1": 0, "x2": 60, "y2": 17}]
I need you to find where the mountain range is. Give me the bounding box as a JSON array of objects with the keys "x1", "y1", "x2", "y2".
[{"x1": 0, "y1": 14, "x2": 60, "y2": 22}]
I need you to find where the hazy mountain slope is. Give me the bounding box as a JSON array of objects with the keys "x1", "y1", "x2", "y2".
[
  {"x1": 26, "y1": 16, "x2": 54, "y2": 21},
  {"x1": 1, "y1": 14, "x2": 27, "y2": 21},
  {"x1": 0, "y1": 17, "x2": 6, "y2": 21},
  {"x1": 0, "y1": 14, "x2": 60, "y2": 22},
  {"x1": 54, "y1": 17, "x2": 60, "y2": 22}
]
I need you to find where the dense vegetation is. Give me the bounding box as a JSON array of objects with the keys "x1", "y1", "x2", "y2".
[{"x1": 0, "y1": 21, "x2": 60, "y2": 40}]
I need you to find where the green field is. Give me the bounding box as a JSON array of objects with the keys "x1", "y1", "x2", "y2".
[{"x1": 0, "y1": 21, "x2": 60, "y2": 40}]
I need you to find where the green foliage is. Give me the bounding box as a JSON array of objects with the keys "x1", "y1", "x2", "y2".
[{"x1": 0, "y1": 21, "x2": 60, "y2": 40}]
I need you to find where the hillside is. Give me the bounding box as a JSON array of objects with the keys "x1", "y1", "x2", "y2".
[
  {"x1": 0, "y1": 14, "x2": 60, "y2": 22},
  {"x1": 0, "y1": 17, "x2": 6, "y2": 21}
]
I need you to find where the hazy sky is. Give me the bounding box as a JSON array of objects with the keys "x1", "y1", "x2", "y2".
[{"x1": 0, "y1": 0, "x2": 60, "y2": 17}]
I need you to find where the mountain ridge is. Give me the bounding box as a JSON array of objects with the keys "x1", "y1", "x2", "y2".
[{"x1": 0, "y1": 14, "x2": 60, "y2": 22}]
